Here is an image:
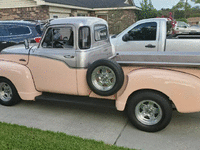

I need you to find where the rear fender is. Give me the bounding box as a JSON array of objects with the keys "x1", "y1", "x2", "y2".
[
  {"x1": 0, "y1": 61, "x2": 41, "y2": 100},
  {"x1": 116, "y1": 68, "x2": 200, "y2": 113}
]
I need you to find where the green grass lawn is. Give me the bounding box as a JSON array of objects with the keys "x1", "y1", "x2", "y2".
[{"x1": 0, "y1": 122, "x2": 134, "y2": 150}]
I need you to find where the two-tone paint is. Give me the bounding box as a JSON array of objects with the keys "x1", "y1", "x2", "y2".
[{"x1": 0, "y1": 17, "x2": 200, "y2": 114}]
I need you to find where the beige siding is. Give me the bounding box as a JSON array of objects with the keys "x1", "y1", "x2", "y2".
[
  {"x1": 95, "y1": 11, "x2": 108, "y2": 21},
  {"x1": 77, "y1": 10, "x2": 89, "y2": 14},
  {"x1": 49, "y1": 13, "x2": 70, "y2": 19},
  {"x1": 49, "y1": 6, "x2": 71, "y2": 14},
  {"x1": 95, "y1": 11, "x2": 108, "y2": 14},
  {"x1": 49, "y1": 6, "x2": 71, "y2": 18},
  {"x1": 0, "y1": 0, "x2": 37, "y2": 8}
]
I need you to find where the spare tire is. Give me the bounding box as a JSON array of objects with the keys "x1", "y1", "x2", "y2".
[{"x1": 87, "y1": 59, "x2": 124, "y2": 96}]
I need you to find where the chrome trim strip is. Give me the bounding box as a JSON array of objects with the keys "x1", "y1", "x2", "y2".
[
  {"x1": 117, "y1": 61, "x2": 200, "y2": 68},
  {"x1": 108, "y1": 54, "x2": 117, "y2": 60},
  {"x1": 115, "y1": 51, "x2": 200, "y2": 68},
  {"x1": 29, "y1": 54, "x2": 74, "y2": 68},
  {"x1": 29, "y1": 54, "x2": 87, "y2": 69}
]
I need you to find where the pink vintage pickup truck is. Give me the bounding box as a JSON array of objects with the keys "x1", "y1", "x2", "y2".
[{"x1": 0, "y1": 17, "x2": 200, "y2": 132}]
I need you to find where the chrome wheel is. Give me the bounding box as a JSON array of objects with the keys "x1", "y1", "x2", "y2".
[
  {"x1": 87, "y1": 59, "x2": 124, "y2": 96},
  {"x1": 0, "y1": 82, "x2": 13, "y2": 102},
  {"x1": 91, "y1": 66, "x2": 116, "y2": 91},
  {"x1": 135, "y1": 100, "x2": 162, "y2": 125}
]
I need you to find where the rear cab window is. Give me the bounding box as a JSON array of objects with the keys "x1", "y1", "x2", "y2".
[
  {"x1": 166, "y1": 21, "x2": 173, "y2": 37},
  {"x1": 94, "y1": 25, "x2": 108, "y2": 41},
  {"x1": 79, "y1": 26, "x2": 91, "y2": 49}
]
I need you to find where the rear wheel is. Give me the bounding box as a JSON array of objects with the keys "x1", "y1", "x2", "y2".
[
  {"x1": 0, "y1": 78, "x2": 21, "y2": 106},
  {"x1": 127, "y1": 91, "x2": 172, "y2": 132}
]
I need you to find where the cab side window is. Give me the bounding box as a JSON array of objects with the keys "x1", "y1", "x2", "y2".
[
  {"x1": 128, "y1": 22, "x2": 157, "y2": 41},
  {"x1": 7, "y1": 25, "x2": 30, "y2": 35},
  {"x1": 42, "y1": 27, "x2": 74, "y2": 49}
]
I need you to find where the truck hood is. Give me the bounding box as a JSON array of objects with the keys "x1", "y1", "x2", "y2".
[
  {"x1": 0, "y1": 43, "x2": 38, "y2": 65},
  {"x1": 1, "y1": 43, "x2": 38, "y2": 55}
]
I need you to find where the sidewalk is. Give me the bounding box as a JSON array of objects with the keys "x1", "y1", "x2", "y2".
[{"x1": 0, "y1": 99, "x2": 199, "y2": 150}]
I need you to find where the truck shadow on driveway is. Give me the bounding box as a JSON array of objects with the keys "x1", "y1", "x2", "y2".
[{"x1": 0, "y1": 99, "x2": 127, "y2": 144}]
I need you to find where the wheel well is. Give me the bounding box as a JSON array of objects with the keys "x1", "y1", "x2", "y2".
[
  {"x1": 0, "y1": 76, "x2": 18, "y2": 91},
  {"x1": 0, "y1": 76, "x2": 12, "y2": 82},
  {"x1": 125, "y1": 89, "x2": 175, "y2": 110}
]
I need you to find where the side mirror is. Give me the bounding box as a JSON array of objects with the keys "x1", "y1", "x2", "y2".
[
  {"x1": 122, "y1": 34, "x2": 130, "y2": 42},
  {"x1": 24, "y1": 39, "x2": 29, "y2": 49},
  {"x1": 111, "y1": 34, "x2": 117, "y2": 38}
]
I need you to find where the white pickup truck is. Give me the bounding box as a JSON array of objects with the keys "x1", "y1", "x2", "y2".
[
  {"x1": 111, "y1": 18, "x2": 200, "y2": 53},
  {"x1": 0, "y1": 17, "x2": 200, "y2": 132}
]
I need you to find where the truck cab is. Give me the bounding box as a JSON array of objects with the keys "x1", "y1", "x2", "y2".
[
  {"x1": 110, "y1": 18, "x2": 166, "y2": 52},
  {"x1": 1, "y1": 17, "x2": 113, "y2": 96}
]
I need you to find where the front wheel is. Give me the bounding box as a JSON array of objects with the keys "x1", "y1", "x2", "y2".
[
  {"x1": 0, "y1": 78, "x2": 21, "y2": 106},
  {"x1": 127, "y1": 91, "x2": 172, "y2": 132}
]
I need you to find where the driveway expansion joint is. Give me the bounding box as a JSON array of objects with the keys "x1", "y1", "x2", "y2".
[{"x1": 114, "y1": 120, "x2": 129, "y2": 145}]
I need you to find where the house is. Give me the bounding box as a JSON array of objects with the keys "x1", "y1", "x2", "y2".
[
  {"x1": 187, "y1": 17, "x2": 200, "y2": 25},
  {"x1": 0, "y1": 0, "x2": 139, "y2": 34}
]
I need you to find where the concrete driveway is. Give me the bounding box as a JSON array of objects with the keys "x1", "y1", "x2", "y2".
[{"x1": 0, "y1": 99, "x2": 199, "y2": 150}]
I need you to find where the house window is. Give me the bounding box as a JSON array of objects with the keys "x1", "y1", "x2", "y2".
[
  {"x1": 53, "y1": 15, "x2": 58, "y2": 19},
  {"x1": 97, "y1": 15, "x2": 108, "y2": 21},
  {"x1": 77, "y1": 14, "x2": 88, "y2": 16}
]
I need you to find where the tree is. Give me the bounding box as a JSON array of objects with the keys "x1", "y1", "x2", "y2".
[
  {"x1": 136, "y1": 0, "x2": 158, "y2": 20},
  {"x1": 158, "y1": 0, "x2": 200, "y2": 20},
  {"x1": 191, "y1": 0, "x2": 200, "y2": 3},
  {"x1": 172, "y1": 1, "x2": 185, "y2": 10},
  {"x1": 172, "y1": 0, "x2": 191, "y2": 18}
]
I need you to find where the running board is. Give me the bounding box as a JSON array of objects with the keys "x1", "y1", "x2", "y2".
[{"x1": 35, "y1": 93, "x2": 116, "y2": 108}]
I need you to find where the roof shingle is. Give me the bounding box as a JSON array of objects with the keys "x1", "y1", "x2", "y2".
[{"x1": 43, "y1": 0, "x2": 134, "y2": 8}]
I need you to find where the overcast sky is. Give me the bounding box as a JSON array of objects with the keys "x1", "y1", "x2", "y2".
[{"x1": 134, "y1": 0, "x2": 199, "y2": 10}]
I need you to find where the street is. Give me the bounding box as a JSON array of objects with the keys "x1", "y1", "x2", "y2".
[{"x1": 0, "y1": 99, "x2": 199, "y2": 150}]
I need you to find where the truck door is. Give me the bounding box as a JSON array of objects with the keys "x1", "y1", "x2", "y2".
[
  {"x1": 116, "y1": 22, "x2": 158, "y2": 52},
  {"x1": 28, "y1": 25, "x2": 78, "y2": 95}
]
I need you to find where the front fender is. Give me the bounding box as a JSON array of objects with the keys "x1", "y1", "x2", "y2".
[
  {"x1": 116, "y1": 68, "x2": 200, "y2": 113},
  {"x1": 0, "y1": 61, "x2": 41, "y2": 100}
]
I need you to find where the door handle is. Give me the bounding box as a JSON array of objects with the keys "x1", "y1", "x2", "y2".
[
  {"x1": 104, "y1": 49, "x2": 108, "y2": 52},
  {"x1": 19, "y1": 59, "x2": 26, "y2": 62},
  {"x1": 64, "y1": 55, "x2": 75, "y2": 58},
  {"x1": 145, "y1": 44, "x2": 156, "y2": 48}
]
